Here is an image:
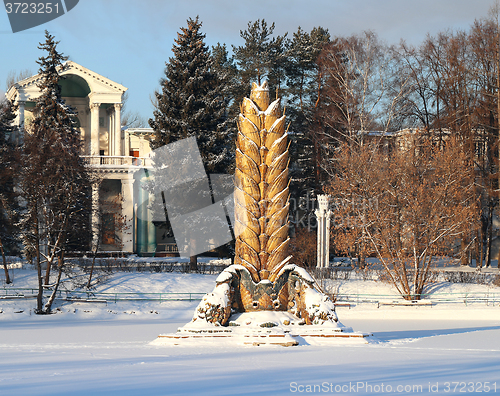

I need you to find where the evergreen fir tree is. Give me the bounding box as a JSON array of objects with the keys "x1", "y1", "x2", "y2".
[
  {"x1": 149, "y1": 16, "x2": 231, "y2": 174},
  {"x1": 285, "y1": 27, "x2": 330, "y2": 209},
  {"x1": 0, "y1": 98, "x2": 19, "y2": 283},
  {"x1": 149, "y1": 17, "x2": 233, "y2": 269},
  {"x1": 286, "y1": 27, "x2": 330, "y2": 117},
  {"x1": 211, "y1": 42, "x2": 239, "y2": 145},
  {"x1": 232, "y1": 20, "x2": 288, "y2": 108},
  {"x1": 18, "y1": 31, "x2": 92, "y2": 313}
]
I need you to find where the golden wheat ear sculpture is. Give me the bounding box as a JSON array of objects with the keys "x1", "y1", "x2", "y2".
[
  {"x1": 186, "y1": 82, "x2": 339, "y2": 325},
  {"x1": 152, "y1": 81, "x2": 369, "y2": 346},
  {"x1": 234, "y1": 81, "x2": 292, "y2": 284}
]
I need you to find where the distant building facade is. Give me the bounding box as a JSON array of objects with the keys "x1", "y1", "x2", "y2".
[{"x1": 6, "y1": 61, "x2": 173, "y2": 256}]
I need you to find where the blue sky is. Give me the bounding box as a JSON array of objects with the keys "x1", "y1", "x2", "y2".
[{"x1": 0, "y1": 0, "x2": 496, "y2": 122}]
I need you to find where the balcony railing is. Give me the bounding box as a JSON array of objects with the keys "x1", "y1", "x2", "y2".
[{"x1": 82, "y1": 155, "x2": 152, "y2": 167}]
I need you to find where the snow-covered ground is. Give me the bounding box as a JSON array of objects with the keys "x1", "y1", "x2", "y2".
[{"x1": 0, "y1": 267, "x2": 499, "y2": 395}]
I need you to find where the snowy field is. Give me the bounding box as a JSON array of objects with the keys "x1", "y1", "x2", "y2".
[{"x1": 0, "y1": 267, "x2": 499, "y2": 395}]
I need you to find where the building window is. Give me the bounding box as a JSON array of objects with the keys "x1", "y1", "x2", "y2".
[
  {"x1": 130, "y1": 149, "x2": 139, "y2": 165},
  {"x1": 101, "y1": 213, "x2": 115, "y2": 245}
]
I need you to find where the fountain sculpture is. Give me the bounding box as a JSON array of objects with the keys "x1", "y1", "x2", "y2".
[{"x1": 154, "y1": 82, "x2": 371, "y2": 346}]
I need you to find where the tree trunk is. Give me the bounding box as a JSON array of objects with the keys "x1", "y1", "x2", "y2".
[
  {"x1": 0, "y1": 236, "x2": 11, "y2": 284},
  {"x1": 485, "y1": 225, "x2": 493, "y2": 268},
  {"x1": 44, "y1": 256, "x2": 53, "y2": 287},
  {"x1": 44, "y1": 251, "x2": 64, "y2": 314},
  {"x1": 189, "y1": 255, "x2": 198, "y2": 272},
  {"x1": 35, "y1": 214, "x2": 44, "y2": 313},
  {"x1": 460, "y1": 237, "x2": 469, "y2": 266},
  {"x1": 87, "y1": 236, "x2": 100, "y2": 288},
  {"x1": 87, "y1": 253, "x2": 97, "y2": 289},
  {"x1": 476, "y1": 228, "x2": 483, "y2": 269},
  {"x1": 497, "y1": 23, "x2": 500, "y2": 209},
  {"x1": 485, "y1": 207, "x2": 494, "y2": 268}
]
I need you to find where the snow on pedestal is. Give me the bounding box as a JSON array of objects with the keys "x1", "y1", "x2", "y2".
[{"x1": 152, "y1": 264, "x2": 373, "y2": 347}]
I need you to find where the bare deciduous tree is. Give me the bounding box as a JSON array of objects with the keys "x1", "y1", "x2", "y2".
[
  {"x1": 328, "y1": 136, "x2": 476, "y2": 300},
  {"x1": 318, "y1": 31, "x2": 412, "y2": 148}
]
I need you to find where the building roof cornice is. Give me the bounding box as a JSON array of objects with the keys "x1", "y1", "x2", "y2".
[{"x1": 6, "y1": 60, "x2": 127, "y2": 103}]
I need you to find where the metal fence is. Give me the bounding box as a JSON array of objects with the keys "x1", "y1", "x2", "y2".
[
  {"x1": 0, "y1": 287, "x2": 205, "y2": 304},
  {"x1": 64, "y1": 258, "x2": 229, "y2": 274},
  {"x1": 2, "y1": 286, "x2": 499, "y2": 307},
  {"x1": 334, "y1": 292, "x2": 500, "y2": 306}
]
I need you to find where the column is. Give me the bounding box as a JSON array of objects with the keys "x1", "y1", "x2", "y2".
[
  {"x1": 15, "y1": 101, "x2": 25, "y2": 144},
  {"x1": 85, "y1": 107, "x2": 91, "y2": 155},
  {"x1": 316, "y1": 213, "x2": 324, "y2": 268},
  {"x1": 315, "y1": 195, "x2": 331, "y2": 268},
  {"x1": 108, "y1": 109, "x2": 114, "y2": 157},
  {"x1": 91, "y1": 184, "x2": 100, "y2": 252},
  {"x1": 136, "y1": 177, "x2": 147, "y2": 255},
  {"x1": 114, "y1": 103, "x2": 123, "y2": 156},
  {"x1": 121, "y1": 178, "x2": 135, "y2": 253},
  {"x1": 325, "y1": 204, "x2": 331, "y2": 267},
  {"x1": 18, "y1": 100, "x2": 25, "y2": 129},
  {"x1": 90, "y1": 102, "x2": 100, "y2": 156},
  {"x1": 147, "y1": 192, "x2": 157, "y2": 254},
  {"x1": 124, "y1": 129, "x2": 130, "y2": 159}
]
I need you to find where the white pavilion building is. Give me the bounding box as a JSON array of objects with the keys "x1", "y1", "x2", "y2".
[{"x1": 6, "y1": 61, "x2": 168, "y2": 256}]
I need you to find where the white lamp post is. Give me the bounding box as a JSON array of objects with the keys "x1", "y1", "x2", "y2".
[{"x1": 315, "y1": 195, "x2": 332, "y2": 268}]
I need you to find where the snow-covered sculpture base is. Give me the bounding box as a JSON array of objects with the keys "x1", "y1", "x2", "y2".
[
  {"x1": 152, "y1": 310, "x2": 372, "y2": 346},
  {"x1": 153, "y1": 264, "x2": 373, "y2": 346}
]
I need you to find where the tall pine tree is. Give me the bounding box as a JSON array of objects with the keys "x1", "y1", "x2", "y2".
[
  {"x1": 0, "y1": 98, "x2": 19, "y2": 283},
  {"x1": 211, "y1": 42, "x2": 239, "y2": 141},
  {"x1": 149, "y1": 17, "x2": 233, "y2": 269},
  {"x1": 19, "y1": 31, "x2": 92, "y2": 313},
  {"x1": 149, "y1": 16, "x2": 231, "y2": 174},
  {"x1": 286, "y1": 27, "x2": 331, "y2": 198},
  {"x1": 232, "y1": 20, "x2": 288, "y2": 108}
]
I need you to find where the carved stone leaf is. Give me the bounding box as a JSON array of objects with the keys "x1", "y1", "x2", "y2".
[
  {"x1": 234, "y1": 256, "x2": 259, "y2": 283},
  {"x1": 238, "y1": 113, "x2": 260, "y2": 145},
  {"x1": 236, "y1": 150, "x2": 260, "y2": 184},
  {"x1": 266, "y1": 169, "x2": 289, "y2": 201},
  {"x1": 265, "y1": 98, "x2": 281, "y2": 117},
  {"x1": 266, "y1": 187, "x2": 289, "y2": 218},
  {"x1": 236, "y1": 239, "x2": 262, "y2": 271},
  {"x1": 234, "y1": 207, "x2": 260, "y2": 236},
  {"x1": 266, "y1": 151, "x2": 288, "y2": 182},
  {"x1": 234, "y1": 188, "x2": 260, "y2": 218},
  {"x1": 265, "y1": 116, "x2": 286, "y2": 148},
  {"x1": 240, "y1": 282, "x2": 254, "y2": 308},
  {"x1": 268, "y1": 256, "x2": 293, "y2": 283},
  {"x1": 235, "y1": 169, "x2": 261, "y2": 202},
  {"x1": 237, "y1": 133, "x2": 260, "y2": 165},
  {"x1": 266, "y1": 239, "x2": 291, "y2": 272},
  {"x1": 233, "y1": 218, "x2": 247, "y2": 239},
  {"x1": 266, "y1": 204, "x2": 289, "y2": 235},
  {"x1": 265, "y1": 136, "x2": 288, "y2": 166},
  {"x1": 267, "y1": 224, "x2": 289, "y2": 253},
  {"x1": 242, "y1": 97, "x2": 261, "y2": 128},
  {"x1": 239, "y1": 227, "x2": 260, "y2": 253},
  {"x1": 277, "y1": 283, "x2": 289, "y2": 309}
]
